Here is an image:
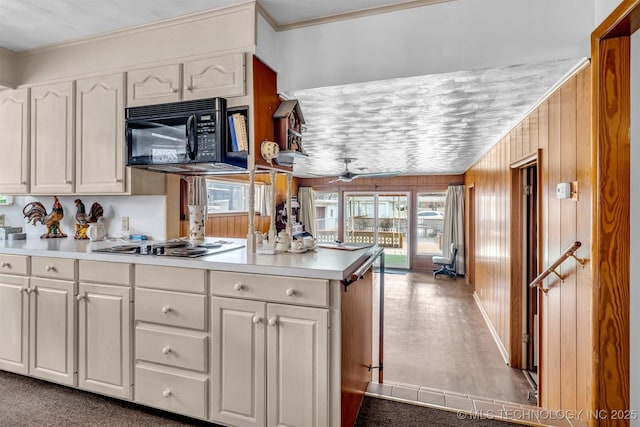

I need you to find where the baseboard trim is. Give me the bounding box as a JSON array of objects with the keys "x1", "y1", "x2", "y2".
[{"x1": 472, "y1": 292, "x2": 510, "y2": 365}]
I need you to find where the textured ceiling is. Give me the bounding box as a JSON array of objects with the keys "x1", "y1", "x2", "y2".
[{"x1": 284, "y1": 58, "x2": 584, "y2": 177}]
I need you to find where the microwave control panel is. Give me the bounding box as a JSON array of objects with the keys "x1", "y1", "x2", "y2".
[{"x1": 195, "y1": 115, "x2": 219, "y2": 161}]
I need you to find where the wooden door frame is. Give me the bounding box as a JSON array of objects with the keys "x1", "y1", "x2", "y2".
[
  {"x1": 508, "y1": 151, "x2": 541, "y2": 371},
  {"x1": 592, "y1": 1, "x2": 634, "y2": 423}
]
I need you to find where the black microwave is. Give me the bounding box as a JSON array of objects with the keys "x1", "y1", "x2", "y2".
[{"x1": 126, "y1": 97, "x2": 244, "y2": 174}]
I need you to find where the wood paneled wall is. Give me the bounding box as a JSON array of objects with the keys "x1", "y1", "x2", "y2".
[
  {"x1": 465, "y1": 66, "x2": 593, "y2": 418},
  {"x1": 179, "y1": 173, "x2": 295, "y2": 238},
  {"x1": 299, "y1": 174, "x2": 464, "y2": 271}
]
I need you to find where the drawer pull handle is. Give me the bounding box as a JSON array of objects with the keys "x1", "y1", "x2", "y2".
[
  {"x1": 45, "y1": 265, "x2": 56, "y2": 272},
  {"x1": 0, "y1": 262, "x2": 8, "y2": 268},
  {"x1": 162, "y1": 306, "x2": 171, "y2": 314},
  {"x1": 162, "y1": 346, "x2": 171, "y2": 355},
  {"x1": 76, "y1": 294, "x2": 86, "y2": 301},
  {"x1": 252, "y1": 315, "x2": 262, "y2": 324},
  {"x1": 234, "y1": 283, "x2": 244, "y2": 291},
  {"x1": 268, "y1": 317, "x2": 277, "y2": 327},
  {"x1": 285, "y1": 288, "x2": 295, "y2": 297},
  {"x1": 162, "y1": 389, "x2": 172, "y2": 398}
]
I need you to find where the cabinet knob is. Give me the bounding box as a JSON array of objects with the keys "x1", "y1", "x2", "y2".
[
  {"x1": 268, "y1": 317, "x2": 277, "y2": 327},
  {"x1": 114, "y1": 178, "x2": 123, "y2": 183},
  {"x1": 285, "y1": 288, "x2": 295, "y2": 297},
  {"x1": 162, "y1": 389, "x2": 172, "y2": 398},
  {"x1": 25, "y1": 288, "x2": 34, "y2": 294},
  {"x1": 161, "y1": 305, "x2": 171, "y2": 314},
  {"x1": 76, "y1": 294, "x2": 85, "y2": 301},
  {"x1": 19, "y1": 287, "x2": 26, "y2": 293},
  {"x1": 185, "y1": 85, "x2": 193, "y2": 91},
  {"x1": 45, "y1": 265, "x2": 56, "y2": 272},
  {"x1": 0, "y1": 262, "x2": 8, "y2": 268},
  {"x1": 172, "y1": 88, "x2": 179, "y2": 93},
  {"x1": 252, "y1": 315, "x2": 262, "y2": 324},
  {"x1": 65, "y1": 180, "x2": 72, "y2": 185},
  {"x1": 234, "y1": 283, "x2": 244, "y2": 291},
  {"x1": 162, "y1": 346, "x2": 171, "y2": 355}
]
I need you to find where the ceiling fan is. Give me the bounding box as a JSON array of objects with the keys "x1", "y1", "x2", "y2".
[{"x1": 315, "y1": 158, "x2": 400, "y2": 183}]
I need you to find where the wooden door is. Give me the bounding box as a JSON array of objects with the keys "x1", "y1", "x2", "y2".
[
  {"x1": 30, "y1": 81, "x2": 74, "y2": 194},
  {"x1": 266, "y1": 304, "x2": 328, "y2": 427},
  {"x1": 183, "y1": 53, "x2": 245, "y2": 100},
  {"x1": 78, "y1": 282, "x2": 132, "y2": 399},
  {"x1": 0, "y1": 275, "x2": 29, "y2": 374},
  {"x1": 76, "y1": 73, "x2": 126, "y2": 193},
  {"x1": 0, "y1": 89, "x2": 29, "y2": 193},
  {"x1": 525, "y1": 165, "x2": 539, "y2": 372},
  {"x1": 127, "y1": 64, "x2": 182, "y2": 107},
  {"x1": 211, "y1": 297, "x2": 266, "y2": 427},
  {"x1": 29, "y1": 277, "x2": 76, "y2": 386}
]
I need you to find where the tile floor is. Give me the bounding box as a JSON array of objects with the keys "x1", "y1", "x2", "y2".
[
  {"x1": 368, "y1": 271, "x2": 588, "y2": 427},
  {"x1": 365, "y1": 381, "x2": 586, "y2": 427}
]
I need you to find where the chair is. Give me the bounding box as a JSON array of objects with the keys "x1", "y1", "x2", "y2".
[{"x1": 433, "y1": 243, "x2": 457, "y2": 279}]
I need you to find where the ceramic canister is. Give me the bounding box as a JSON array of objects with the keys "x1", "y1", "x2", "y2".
[{"x1": 188, "y1": 205, "x2": 205, "y2": 242}]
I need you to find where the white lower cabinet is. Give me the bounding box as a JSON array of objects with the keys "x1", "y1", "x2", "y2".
[
  {"x1": 29, "y1": 277, "x2": 76, "y2": 386},
  {"x1": 77, "y1": 282, "x2": 132, "y2": 399},
  {"x1": 0, "y1": 274, "x2": 29, "y2": 375},
  {"x1": 211, "y1": 296, "x2": 329, "y2": 427},
  {"x1": 134, "y1": 266, "x2": 209, "y2": 420}
]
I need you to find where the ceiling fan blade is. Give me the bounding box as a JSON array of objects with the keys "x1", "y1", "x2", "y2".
[{"x1": 352, "y1": 171, "x2": 400, "y2": 179}]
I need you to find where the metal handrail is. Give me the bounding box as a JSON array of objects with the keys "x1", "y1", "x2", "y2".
[{"x1": 529, "y1": 241, "x2": 587, "y2": 294}]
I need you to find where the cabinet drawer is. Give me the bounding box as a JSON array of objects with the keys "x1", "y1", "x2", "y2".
[
  {"x1": 136, "y1": 326, "x2": 207, "y2": 372},
  {"x1": 135, "y1": 365, "x2": 207, "y2": 419},
  {"x1": 31, "y1": 257, "x2": 75, "y2": 280},
  {"x1": 135, "y1": 288, "x2": 206, "y2": 330},
  {"x1": 135, "y1": 265, "x2": 205, "y2": 293},
  {"x1": 211, "y1": 272, "x2": 329, "y2": 307},
  {"x1": 0, "y1": 254, "x2": 29, "y2": 276},
  {"x1": 79, "y1": 260, "x2": 131, "y2": 285}
]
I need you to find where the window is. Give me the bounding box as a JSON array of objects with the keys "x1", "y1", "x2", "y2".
[
  {"x1": 206, "y1": 179, "x2": 262, "y2": 214},
  {"x1": 313, "y1": 192, "x2": 339, "y2": 242},
  {"x1": 416, "y1": 192, "x2": 446, "y2": 255}
]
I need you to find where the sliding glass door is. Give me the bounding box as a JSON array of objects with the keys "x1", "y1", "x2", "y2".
[{"x1": 344, "y1": 192, "x2": 409, "y2": 269}]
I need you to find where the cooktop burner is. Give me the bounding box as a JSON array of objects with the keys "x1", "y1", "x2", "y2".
[{"x1": 93, "y1": 240, "x2": 244, "y2": 258}]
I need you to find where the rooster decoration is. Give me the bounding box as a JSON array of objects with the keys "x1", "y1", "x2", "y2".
[
  {"x1": 73, "y1": 199, "x2": 104, "y2": 239},
  {"x1": 23, "y1": 196, "x2": 66, "y2": 239}
]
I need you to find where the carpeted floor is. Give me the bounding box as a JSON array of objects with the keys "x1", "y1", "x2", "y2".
[{"x1": 0, "y1": 371, "x2": 524, "y2": 426}]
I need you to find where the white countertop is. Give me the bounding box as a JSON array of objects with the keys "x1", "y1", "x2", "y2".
[{"x1": 0, "y1": 237, "x2": 376, "y2": 281}]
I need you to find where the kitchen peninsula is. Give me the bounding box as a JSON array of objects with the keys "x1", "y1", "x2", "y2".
[{"x1": 0, "y1": 237, "x2": 376, "y2": 427}]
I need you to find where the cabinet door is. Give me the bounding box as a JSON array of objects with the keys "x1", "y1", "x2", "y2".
[
  {"x1": 78, "y1": 282, "x2": 132, "y2": 399},
  {"x1": 76, "y1": 73, "x2": 125, "y2": 193},
  {"x1": 30, "y1": 81, "x2": 74, "y2": 194},
  {"x1": 0, "y1": 89, "x2": 29, "y2": 194},
  {"x1": 211, "y1": 297, "x2": 266, "y2": 427},
  {"x1": 183, "y1": 53, "x2": 245, "y2": 100},
  {"x1": 267, "y1": 304, "x2": 329, "y2": 427},
  {"x1": 127, "y1": 64, "x2": 182, "y2": 107},
  {"x1": 0, "y1": 275, "x2": 29, "y2": 374},
  {"x1": 29, "y1": 277, "x2": 76, "y2": 386}
]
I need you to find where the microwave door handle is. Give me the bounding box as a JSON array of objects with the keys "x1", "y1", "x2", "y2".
[{"x1": 186, "y1": 114, "x2": 198, "y2": 161}]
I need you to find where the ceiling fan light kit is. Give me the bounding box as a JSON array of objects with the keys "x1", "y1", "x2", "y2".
[{"x1": 314, "y1": 158, "x2": 400, "y2": 183}]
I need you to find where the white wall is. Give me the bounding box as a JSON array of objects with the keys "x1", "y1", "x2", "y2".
[
  {"x1": 275, "y1": 0, "x2": 595, "y2": 92},
  {"x1": 594, "y1": 0, "x2": 623, "y2": 26},
  {"x1": 631, "y1": 28, "x2": 640, "y2": 427},
  {"x1": 0, "y1": 195, "x2": 167, "y2": 241}
]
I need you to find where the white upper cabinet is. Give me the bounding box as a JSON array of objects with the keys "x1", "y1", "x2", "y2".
[
  {"x1": 76, "y1": 73, "x2": 126, "y2": 193},
  {"x1": 127, "y1": 53, "x2": 245, "y2": 107},
  {"x1": 30, "y1": 81, "x2": 75, "y2": 194},
  {"x1": 127, "y1": 64, "x2": 182, "y2": 107},
  {"x1": 183, "y1": 53, "x2": 245, "y2": 100},
  {"x1": 0, "y1": 89, "x2": 29, "y2": 194}
]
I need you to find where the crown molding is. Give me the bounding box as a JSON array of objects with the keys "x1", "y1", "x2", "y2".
[
  {"x1": 256, "y1": 2, "x2": 278, "y2": 31},
  {"x1": 275, "y1": 0, "x2": 453, "y2": 32},
  {"x1": 15, "y1": 1, "x2": 256, "y2": 57}
]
